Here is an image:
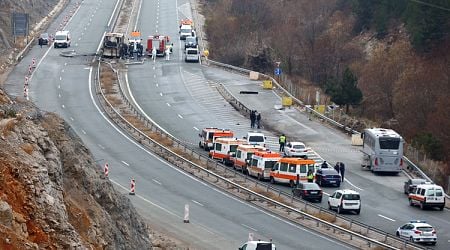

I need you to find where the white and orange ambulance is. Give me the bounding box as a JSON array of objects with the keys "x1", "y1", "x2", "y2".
[
  {"x1": 232, "y1": 144, "x2": 266, "y2": 173},
  {"x1": 209, "y1": 138, "x2": 247, "y2": 166},
  {"x1": 248, "y1": 151, "x2": 281, "y2": 181},
  {"x1": 199, "y1": 128, "x2": 234, "y2": 151},
  {"x1": 269, "y1": 158, "x2": 317, "y2": 187}
]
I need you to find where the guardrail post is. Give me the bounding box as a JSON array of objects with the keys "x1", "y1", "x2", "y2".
[
  {"x1": 349, "y1": 219, "x2": 352, "y2": 229},
  {"x1": 291, "y1": 193, "x2": 294, "y2": 203}
]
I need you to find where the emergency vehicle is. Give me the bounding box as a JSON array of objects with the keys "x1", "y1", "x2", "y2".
[
  {"x1": 146, "y1": 35, "x2": 171, "y2": 57},
  {"x1": 248, "y1": 151, "x2": 281, "y2": 181},
  {"x1": 209, "y1": 138, "x2": 246, "y2": 166},
  {"x1": 198, "y1": 128, "x2": 234, "y2": 151},
  {"x1": 270, "y1": 158, "x2": 317, "y2": 187},
  {"x1": 232, "y1": 144, "x2": 266, "y2": 173},
  {"x1": 179, "y1": 19, "x2": 194, "y2": 27},
  {"x1": 179, "y1": 19, "x2": 194, "y2": 40}
]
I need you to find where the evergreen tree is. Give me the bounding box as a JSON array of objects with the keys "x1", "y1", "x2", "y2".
[{"x1": 325, "y1": 68, "x2": 362, "y2": 113}]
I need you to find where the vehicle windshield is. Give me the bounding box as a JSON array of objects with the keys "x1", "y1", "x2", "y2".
[
  {"x1": 293, "y1": 144, "x2": 305, "y2": 149},
  {"x1": 417, "y1": 227, "x2": 433, "y2": 232},
  {"x1": 426, "y1": 188, "x2": 443, "y2": 196},
  {"x1": 249, "y1": 136, "x2": 264, "y2": 142},
  {"x1": 343, "y1": 194, "x2": 360, "y2": 200},
  {"x1": 181, "y1": 29, "x2": 191, "y2": 34},
  {"x1": 379, "y1": 137, "x2": 400, "y2": 150},
  {"x1": 55, "y1": 35, "x2": 67, "y2": 40},
  {"x1": 40, "y1": 33, "x2": 49, "y2": 39},
  {"x1": 186, "y1": 37, "x2": 196, "y2": 43},
  {"x1": 230, "y1": 145, "x2": 238, "y2": 152}
]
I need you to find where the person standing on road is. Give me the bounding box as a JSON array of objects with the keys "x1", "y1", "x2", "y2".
[
  {"x1": 321, "y1": 161, "x2": 328, "y2": 169},
  {"x1": 279, "y1": 134, "x2": 286, "y2": 152},
  {"x1": 339, "y1": 162, "x2": 346, "y2": 182},
  {"x1": 165, "y1": 46, "x2": 171, "y2": 60},
  {"x1": 256, "y1": 112, "x2": 261, "y2": 129},
  {"x1": 334, "y1": 162, "x2": 340, "y2": 174},
  {"x1": 38, "y1": 37, "x2": 43, "y2": 48},
  {"x1": 250, "y1": 110, "x2": 256, "y2": 128},
  {"x1": 307, "y1": 170, "x2": 314, "y2": 183},
  {"x1": 152, "y1": 47, "x2": 157, "y2": 62}
]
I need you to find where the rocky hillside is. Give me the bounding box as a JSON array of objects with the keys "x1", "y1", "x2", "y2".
[{"x1": 0, "y1": 89, "x2": 151, "y2": 249}]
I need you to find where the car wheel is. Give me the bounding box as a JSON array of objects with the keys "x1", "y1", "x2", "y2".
[
  {"x1": 257, "y1": 174, "x2": 262, "y2": 181},
  {"x1": 337, "y1": 206, "x2": 342, "y2": 214},
  {"x1": 439, "y1": 206, "x2": 444, "y2": 211},
  {"x1": 289, "y1": 180, "x2": 295, "y2": 188},
  {"x1": 409, "y1": 199, "x2": 414, "y2": 206},
  {"x1": 396, "y1": 231, "x2": 400, "y2": 237},
  {"x1": 355, "y1": 209, "x2": 360, "y2": 215},
  {"x1": 318, "y1": 198, "x2": 322, "y2": 203},
  {"x1": 270, "y1": 177, "x2": 275, "y2": 184},
  {"x1": 328, "y1": 202, "x2": 332, "y2": 210},
  {"x1": 431, "y1": 242, "x2": 436, "y2": 245},
  {"x1": 336, "y1": 183, "x2": 341, "y2": 188},
  {"x1": 409, "y1": 236, "x2": 414, "y2": 242},
  {"x1": 420, "y1": 202, "x2": 425, "y2": 210}
]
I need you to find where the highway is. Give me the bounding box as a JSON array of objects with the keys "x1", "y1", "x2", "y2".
[
  {"x1": 3, "y1": 0, "x2": 353, "y2": 249},
  {"x1": 124, "y1": 0, "x2": 450, "y2": 249}
]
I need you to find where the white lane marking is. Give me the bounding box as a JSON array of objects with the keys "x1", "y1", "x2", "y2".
[
  {"x1": 191, "y1": 200, "x2": 204, "y2": 207},
  {"x1": 60, "y1": 76, "x2": 62, "y2": 81},
  {"x1": 62, "y1": 69, "x2": 65, "y2": 73},
  {"x1": 177, "y1": 114, "x2": 183, "y2": 119},
  {"x1": 98, "y1": 144, "x2": 105, "y2": 150},
  {"x1": 241, "y1": 224, "x2": 258, "y2": 231},
  {"x1": 153, "y1": 66, "x2": 155, "y2": 70},
  {"x1": 133, "y1": 0, "x2": 143, "y2": 30},
  {"x1": 75, "y1": 43, "x2": 78, "y2": 47},
  {"x1": 166, "y1": 103, "x2": 171, "y2": 107},
  {"x1": 193, "y1": 126, "x2": 199, "y2": 131},
  {"x1": 58, "y1": 93, "x2": 61, "y2": 98},
  {"x1": 159, "y1": 92, "x2": 163, "y2": 96},
  {"x1": 378, "y1": 214, "x2": 395, "y2": 222},
  {"x1": 107, "y1": 0, "x2": 121, "y2": 27},
  {"x1": 78, "y1": 37, "x2": 81, "y2": 41},
  {"x1": 152, "y1": 179, "x2": 162, "y2": 185},
  {"x1": 91, "y1": 68, "x2": 348, "y2": 248},
  {"x1": 64, "y1": 62, "x2": 67, "y2": 66},
  {"x1": 323, "y1": 191, "x2": 330, "y2": 196},
  {"x1": 110, "y1": 179, "x2": 215, "y2": 235},
  {"x1": 58, "y1": 85, "x2": 61, "y2": 89},
  {"x1": 81, "y1": 129, "x2": 86, "y2": 135},
  {"x1": 155, "y1": 83, "x2": 158, "y2": 87},
  {"x1": 344, "y1": 178, "x2": 364, "y2": 191},
  {"x1": 70, "y1": 117, "x2": 74, "y2": 121},
  {"x1": 153, "y1": 74, "x2": 156, "y2": 78},
  {"x1": 121, "y1": 161, "x2": 130, "y2": 166},
  {"x1": 61, "y1": 104, "x2": 65, "y2": 109}
]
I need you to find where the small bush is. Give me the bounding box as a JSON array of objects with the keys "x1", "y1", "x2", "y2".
[{"x1": 21, "y1": 143, "x2": 34, "y2": 155}]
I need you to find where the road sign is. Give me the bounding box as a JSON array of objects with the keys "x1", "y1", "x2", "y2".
[{"x1": 274, "y1": 68, "x2": 282, "y2": 76}]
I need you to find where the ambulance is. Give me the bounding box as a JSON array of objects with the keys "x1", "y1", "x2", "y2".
[
  {"x1": 248, "y1": 151, "x2": 281, "y2": 181},
  {"x1": 232, "y1": 144, "x2": 266, "y2": 173},
  {"x1": 209, "y1": 138, "x2": 246, "y2": 166},
  {"x1": 270, "y1": 158, "x2": 317, "y2": 187},
  {"x1": 199, "y1": 128, "x2": 234, "y2": 151}
]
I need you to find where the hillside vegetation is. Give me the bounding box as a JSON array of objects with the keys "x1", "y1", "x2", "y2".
[{"x1": 203, "y1": 0, "x2": 450, "y2": 185}]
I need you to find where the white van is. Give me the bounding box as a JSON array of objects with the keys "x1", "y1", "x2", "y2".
[
  {"x1": 408, "y1": 184, "x2": 445, "y2": 210},
  {"x1": 328, "y1": 189, "x2": 361, "y2": 214},
  {"x1": 185, "y1": 48, "x2": 200, "y2": 62},
  {"x1": 239, "y1": 240, "x2": 276, "y2": 250},
  {"x1": 54, "y1": 31, "x2": 71, "y2": 48},
  {"x1": 179, "y1": 24, "x2": 193, "y2": 40},
  {"x1": 244, "y1": 132, "x2": 266, "y2": 147}
]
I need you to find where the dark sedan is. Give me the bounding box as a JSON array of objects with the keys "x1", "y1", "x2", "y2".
[
  {"x1": 316, "y1": 168, "x2": 341, "y2": 187},
  {"x1": 293, "y1": 182, "x2": 323, "y2": 202},
  {"x1": 403, "y1": 178, "x2": 428, "y2": 194}
]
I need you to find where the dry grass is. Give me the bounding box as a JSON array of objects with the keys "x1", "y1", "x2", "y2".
[
  {"x1": 1, "y1": 119, "x2": 16, "y2": 136},
  {"x1": 106, "y1": 95, "x2": 122, "y2": 106},
  {"x1": 311, "y1": 211, "x2": 337, "y2": 223},
  {"x1": 250, "y1": 186, "x2": 288, "y2": 205},
  {"x1": 20, "y1": 143, "x2": 34, "y2": 155}
]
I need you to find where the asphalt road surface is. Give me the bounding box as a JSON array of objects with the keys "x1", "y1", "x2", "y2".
[
  {"x1": 125, "y1": 0, "x2": 450, "y2": 249},
  {"x1": 3, "y1": 0, "x2": 354, "y2": 249}
]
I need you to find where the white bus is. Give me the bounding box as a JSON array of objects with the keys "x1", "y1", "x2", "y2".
[{"x1": 361, "y1": 128, "x2": 404, "y2": 173}]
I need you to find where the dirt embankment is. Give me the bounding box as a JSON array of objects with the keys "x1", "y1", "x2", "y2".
[{"x1": 0, "y1": 90, "x2": 152, "y2": 249}]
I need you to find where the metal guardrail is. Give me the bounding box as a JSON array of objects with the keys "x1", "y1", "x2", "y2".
[
  {"x1": 206, "y1": 59, "x2": 450, "y2": 200},
  {"x1": 92, "y1": 60, "x2": 425, "y2": 249}
]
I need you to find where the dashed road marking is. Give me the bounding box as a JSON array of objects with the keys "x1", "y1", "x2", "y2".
[
  {"x1": 166, "y1": 103, "x2": 171, "y2": 107},
  {"x1": 178, "y1": 114, "x2": 183, "y2": 119},
  {"x1": 241, "y1": 224, "x2": 257, "y2": 231},
  {"x1": 81, "y1": 129, "x2": 86, "y2": 135},
  {"x1": 70, "y1": 117, "x2": 74, "y2": 121},
  {"x1": 159, "y1": 92, "x2": 163, "y2": 96},
  {"x1": 193, "y1": 126, "x2": 199, "y2": 131},
  {"x1": 59, "y1": 76, "x2": 62, "y2": 81},
  {"x1": 121, "y1": 161, "x2": 130, "y2": 166},
  {"x1": 98, "y1": 144, "x2": 105, "y2": 150},
  {"x1": 61, "y1": 104, "x2": 65, "y2": 109},
  {"x1": 191, "y1": 200, "x2": 204, "y2": 206},
  {"x1": 152, "y1": 179, "x2": 162, "y2": 185},
  {"x1": 378, "y1": 214, "x2": 395, "y2": 222}
]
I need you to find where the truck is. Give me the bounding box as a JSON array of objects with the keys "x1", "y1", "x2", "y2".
[
  {"x1": 54, "y1": 30, "x2": 71, "y2": 48},
  {"x1": 146, "y1": 35, "x2": 171, "y2": 57},
  {"x1": 199, "y1": 128, "x2": 234, "y2": 151},
  {"x1": 102, "y1": 32, "x2": 125, "y2": 58},
  {"x1": 179, "y1": 19, "x2": 194, "y2": 40}
]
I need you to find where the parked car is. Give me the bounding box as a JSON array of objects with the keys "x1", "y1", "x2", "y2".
[
  {"x1": 403, "y1": 178, "x2": 428, "y2": 194},
  {"x1": 328, "y1": 189, "x2": 361, "y2": 214},
  {"x1": 239, "y1": 240, "x2": 276, "y2": 250},
  {"x1": 292, "y1": 182, "x2": 322, "y2": 202},
  {"x1": 396, "y1": 220, "x2": 437, "y2": 245},
  {"x1": 408, "y1": 184, "x2": 445, "y2": 210},
  {"x1": 315, "y1": 168, "x2": 341, "y2": 187},
  {"x1": 283, "y1": 141, "x2": 309, "y2": 157}
]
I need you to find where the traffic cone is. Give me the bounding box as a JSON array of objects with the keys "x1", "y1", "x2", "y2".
[
  {"x1": 24, "y1": 76, "x2": 29, "y2": 86},
  {"x1": 28, "y1": 65, "x2": 32, "y2": 75},
  {"x1": 31, "y1": 58, "x2": 36, "y2": 68},
  {"x1": 129, "y1": 178, "x2": 135, "y2": 195},
  {"x1": 23, "y1": 86, "x2": 27, "y2": 97},
  {"x1": 104, "y1": 163, "x2": 109, "y2": 177},
  {"x1": 183, "y1": 204, "x2": 189, "y2": 223}
]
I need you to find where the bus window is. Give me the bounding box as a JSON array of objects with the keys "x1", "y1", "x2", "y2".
[
  {"x1": 308, "y1": 164, "x2": 315, "y2": 172},
  {"x1": 236, "y1": 150, "x2": 242, "y2": 158},
  {"x1": 280, "y1": 162, "x2": 288, "y2": 172},
  {"x1": 300, "y1": 164, "x2": 307, "y2": 173},
  {"x1": 265, "y1": 161, "x2": 276, "y2": 169},
  {"x1": 251, "y1": 159, "x2": 258, "y2": 167},
  {"x1": 215, "y1": 143, "x2": 221, "y2": 151},
  {"x1": 272, "y1": 163, "x2": 280, "y2": 171},
  {"x1": 379, "y1": 137, "x2": 400, "y2": 150}
]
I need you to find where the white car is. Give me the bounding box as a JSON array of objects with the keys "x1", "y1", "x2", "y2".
[
  {"x1": 283, "y1": 142, "x2": 309, "y2": 157},
  {"x1": 239, "y1": 240, "x2": 276, "y2": 250},
  {"x1": 328, "y1": 189, "x2": 361, "y2": 214},
  {"x1": 244, "y1": 132, "x2": 266, "y2": 148},
  {"x1": 396, "y1": 220, "x2": 437, "y2": 245}
]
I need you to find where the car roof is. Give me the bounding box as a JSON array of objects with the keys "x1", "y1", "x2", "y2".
[
  {"x1": 247, "y1": 132, "x2": 265, "y2": 136},
  {"x1": 180, "y1": 24, "x2": 192, "y2": 29},
  {"x1": 301, "y1": 182, "x2": 320, "y2": 188},
  {"x1": 416, "y1": 184, "x2": 442, "y2": 189},
  {"x1": 337, "y1": 189, "x2": 359, "y2": 194},
  {"x1": 407, "y1": 222, "x2": 433, "y2": 227},
  {"x1": 410, "y1": 178, "x2": 427, "y2": 183},
  {"x1": 320, "y1": 168, "x2": 339, "y2": 174},
  {"x1": 290, "y1": 142, "x2": 305, "y2": 145}
]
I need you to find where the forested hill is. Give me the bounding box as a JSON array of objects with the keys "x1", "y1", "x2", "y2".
[{"x1": 202, "y1": 0, "x2": 449, "y2": 181}]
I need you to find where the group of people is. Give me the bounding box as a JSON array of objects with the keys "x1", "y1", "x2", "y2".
[
  {"x1": 250, "y1": 110, "x2": 261, "y2": 129},
  {"x1": 306, "y1": 161, "x2": 346, "y2": 183}
]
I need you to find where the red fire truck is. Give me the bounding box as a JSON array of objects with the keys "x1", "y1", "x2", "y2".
[{"x1": 146, "y1": 35, "x2": 171, "y2": 57}]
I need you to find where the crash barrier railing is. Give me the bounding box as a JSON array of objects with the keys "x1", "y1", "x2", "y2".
[
  {"x1": 93, "y1": 60, "x2": 425, "y2": 250},
  {"x1": 205, "y1": 59, "x2": 450, "y2": 199}
]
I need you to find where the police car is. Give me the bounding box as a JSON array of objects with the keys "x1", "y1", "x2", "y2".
[{"x1": 396, "y1": 220, "x2": 437, "y2": 245}]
